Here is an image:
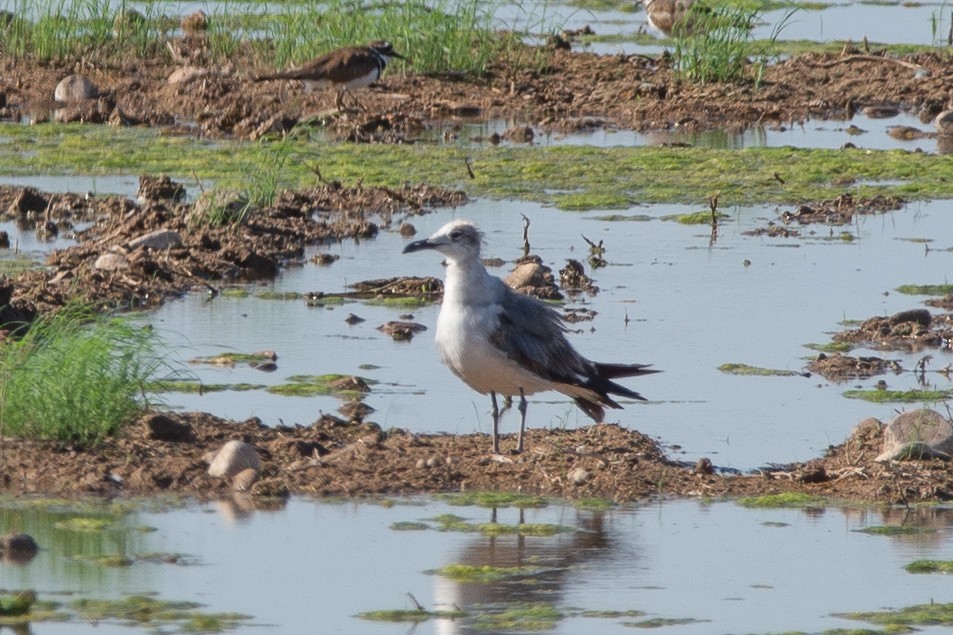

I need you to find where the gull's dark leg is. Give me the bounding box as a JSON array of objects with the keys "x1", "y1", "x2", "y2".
[
  {"x1": 516, "y1": 388, "x2": 527, "y2": 454},
  {"x1": 490, "y1": 391, "x2": 501, "y2": 454}
]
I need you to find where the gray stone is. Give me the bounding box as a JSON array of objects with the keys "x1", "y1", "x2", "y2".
[
  {"x1": 94, "y1": 252, "x2": 129, "y2": 271},
  {"x1": 875, "y1": 409, "x2": 953, "y2": 462},
  {"x1": 54, "y1": 74, "x2": 98, "y2": 102},
  {"x1": 208, "y1": 440, "x2": 260, "y2": 478},
  {"x1": 128, "y1": 229, "x2": 182, "y2": 251}
]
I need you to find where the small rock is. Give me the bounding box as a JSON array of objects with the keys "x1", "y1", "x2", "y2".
[
  {"x1": 54, "y1": 74, "x2": 98, "y2": 102},
  {"x1": 876, "y1": 409, "x2": 953, "y2": 462},
  {"x1": 232, "y1": 468, "x2": 259, "y2": 491},
  {"x1": 345, "y1": 313, "x2": 365, "y2": 325},
  {"x1": 416, "y1": 459, "x2": 427, "y2": 469},
  {"x1": 934, "y1": 109, "x2": 953, "y2": 136},
  {"x1": 568, "y1": 467, "x2": 590, "y2": 484},
  {"x1": 208, "y1": 440, "x2": 261, "y2": 479},
  {"x1": 426, "y1": 457, "x2": 438, "y2": 468},
  {"x1": 94, "y1": 251, "x2": 129, "y2": 271},
  {"x1": 311, "y1": 253, "x2": 340, "y2": 265},
  {"x1": 377, "y1": 321, "x2": 427, "y2": 341},
  {"x1": 399, "y1": 222, "x2": 417, "y2": 237},
  {"x1": 0, "y1": 532, "x2": 38, "y2": 555},
  {"x1": 693, "y1": 457, "x2": 714, "y2": 475},
  {"x1": 128, "y1": 229, "x2": 183, "y2": 251}
]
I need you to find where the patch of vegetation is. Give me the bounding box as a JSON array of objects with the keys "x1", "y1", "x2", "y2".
[
  {"x1": 718, "y1": 363, "x2": 800, "y2": 376},
  {"x1": 737, "y1": 493, "x2": 828, "y2": 508},
  {"x1": 188, "y1": 351, "x2": 275, "y2": 366},
  {"x1": 0, "y1": 305, "x2": 168, "y2": 445},
  {"x1": 904, "y1": 560, "x2": 953, "y2": 574},
  {"x1": 837, "y1": 601, "x2": 953, "y2": 627},
  {"x1": 358, "y1": 607, "x2": 466, "y2": 622},
  {"x1": 842, "y1": 389, "x2": 953, "y2": 403},
  {"x1": 70, "y1": 595, "x2": 251, "y2": 631},
  {"x1": 149, "y1": 380, "x2": 266, "y2": 394},
  {"x1": 623, "y1": 616, "x2": 710, "y2": 628},
  {"x1": 896, "y1": 284, "x2": 953, "y2": 296},
  {"x1": 10, "y1": 126, "x2": 953, "y2": 208},
  {"x1": 855, "y1": 526, "x2": 937, "y2": 536},
  {"x1": 431, "y1": 513, "x2": 572, "y2": 536},
  {"x1": 266, "y1": 374, "x2": 373, "y2": 398},
  {"x1": 219, "y1": 288, "x2": 250, "y2": 298},
  {"x1": 591, "y1": 214, "x2": 654, "y2": 222},
  {"x1": 761, "y1": 521, "x2": 790, "y2": 527},
  {"x1": 554, "y1": 192, "x2": 638, "y2": 211},
  {"x1": 572, "y1": 498, "x2": 618, "y2": 511},
  {"x1": 0, "y1": 254, "x2": 44, "y2": 275},
  {"x1": 1, "y1": 0, "x2": 508, "y2": 77},
  {"x1": 73, "y1": 554, "x2": 135, "y2": 567},
  {"x1": 364, "y1": 296, "x2": 434, "y2": 309},
  {"x1": 433, "y1": 563, "x2": 552, "y2": 582},
  {"x1": 389, "y1": 521, "x2": 430, "y2": 531},
  {"x1": 661, "y1": 211, "x2": 730, "y2": 224},
  {"x1": 440, "y1": 492, "x2": 549, "y2": 508},
  {"x1": 255, "y1": 291, "x2": 305, "y2": 301},
  {"x1": 803, "y1": 341, "x2": 854, "y2": 353},
  {"x1": 470, "y1": 601, "x2": 562, "y2": 632},
  {"x1": 0, "y1": 591, "x2": 64, "y2": 624},
  {"x1": 580, "y1": 609, "x2": 646, "y2": 618},
  {"x1": 53, "y1": 517, "x2": 115, "y2": 532}
]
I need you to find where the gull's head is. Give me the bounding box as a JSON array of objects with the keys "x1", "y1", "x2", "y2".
[{"x1": 402, "y1": 220, "x2": 483, "y2": 262}]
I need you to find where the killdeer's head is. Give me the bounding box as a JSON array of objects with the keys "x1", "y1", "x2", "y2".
[{"x1": 367, "y1": 40, "x2": 406, "y2": 64}]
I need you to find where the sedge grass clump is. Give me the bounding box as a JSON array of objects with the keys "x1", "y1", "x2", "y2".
[
  {"x1": 0, "y1": 306, "x2": 166, "y2": 445},
  {"x1": 256, "y1": 0, "x2": 508, "y2": 76},
  {"x1": 671, "y1": 0, "x2": 796, "y2": 86}
]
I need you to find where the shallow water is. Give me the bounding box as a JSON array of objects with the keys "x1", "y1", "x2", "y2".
[
  {"x1": 145, "y1": 197, "x2": 953, "y2": 470},
  {"x1": 430, "y1": 111, "x2": 938, "y2": 152},
  {"x1": 3, "y1": 496, "x2": 953, "y2": 634}
]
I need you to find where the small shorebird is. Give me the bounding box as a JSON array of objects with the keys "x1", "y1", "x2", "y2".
[
  {"x1": 644, "y1": 0, "x2": 697, "y2": 36},
  {"x1": 254, "y1": 40, "x2": 406, "y2": 111},
  {"x1": 403, "y1": 220, "x2": 658, "y2": 454}
]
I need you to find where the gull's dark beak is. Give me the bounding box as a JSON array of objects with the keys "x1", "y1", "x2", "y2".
[{"x1": 402, "y1": 238, "x2": 434, "y2": 254}]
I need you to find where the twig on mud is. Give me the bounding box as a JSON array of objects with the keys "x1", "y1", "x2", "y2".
[
  {"x1": 816, "y1": 54, "x2": 924, "y2": 73},
  {"x1": 465, "y1": 157, "x2": 475, "y2": 179}
]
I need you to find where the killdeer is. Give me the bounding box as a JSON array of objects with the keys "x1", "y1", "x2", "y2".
[
  {"x1": 254, "y1": 40, "x2": 406, "y2": 111},
  {"x1": 644, "y1": 0, "x2": 697, "y2": 36}
]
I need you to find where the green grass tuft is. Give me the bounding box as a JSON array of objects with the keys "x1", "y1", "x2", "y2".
[
  {"x1": 842, "y1": 389, "x2": 953, "y2": 403},
  {"x1": 0, "y1": 305, "x2": 168, "y2": 445},
  {"x1": 904, "y1": 560, "x2": 953, "y2": 574},
  {"x1": 896, "y1": 284, "x2": 953, "y2": 296}
]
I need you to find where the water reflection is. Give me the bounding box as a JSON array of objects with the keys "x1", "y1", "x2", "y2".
[{"x1": 432, "y1": 507, "x2": 616, "y2": 633}]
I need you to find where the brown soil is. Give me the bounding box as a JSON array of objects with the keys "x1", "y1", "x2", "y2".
[
  {"x1": 2, "y1": 43, "x2": 953, "y2": 503},
  {"x1": 3, "y1": 41, "x2": 952, "y2": 141}
]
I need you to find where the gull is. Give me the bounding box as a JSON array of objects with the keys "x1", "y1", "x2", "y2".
[{"x1": 403, "y1": 220, "x2": 658, "y2": 454}]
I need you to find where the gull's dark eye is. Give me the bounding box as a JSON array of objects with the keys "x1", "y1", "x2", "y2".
[{"x1": 449, "y1": 230, "x2": 463, "y2": 241}]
